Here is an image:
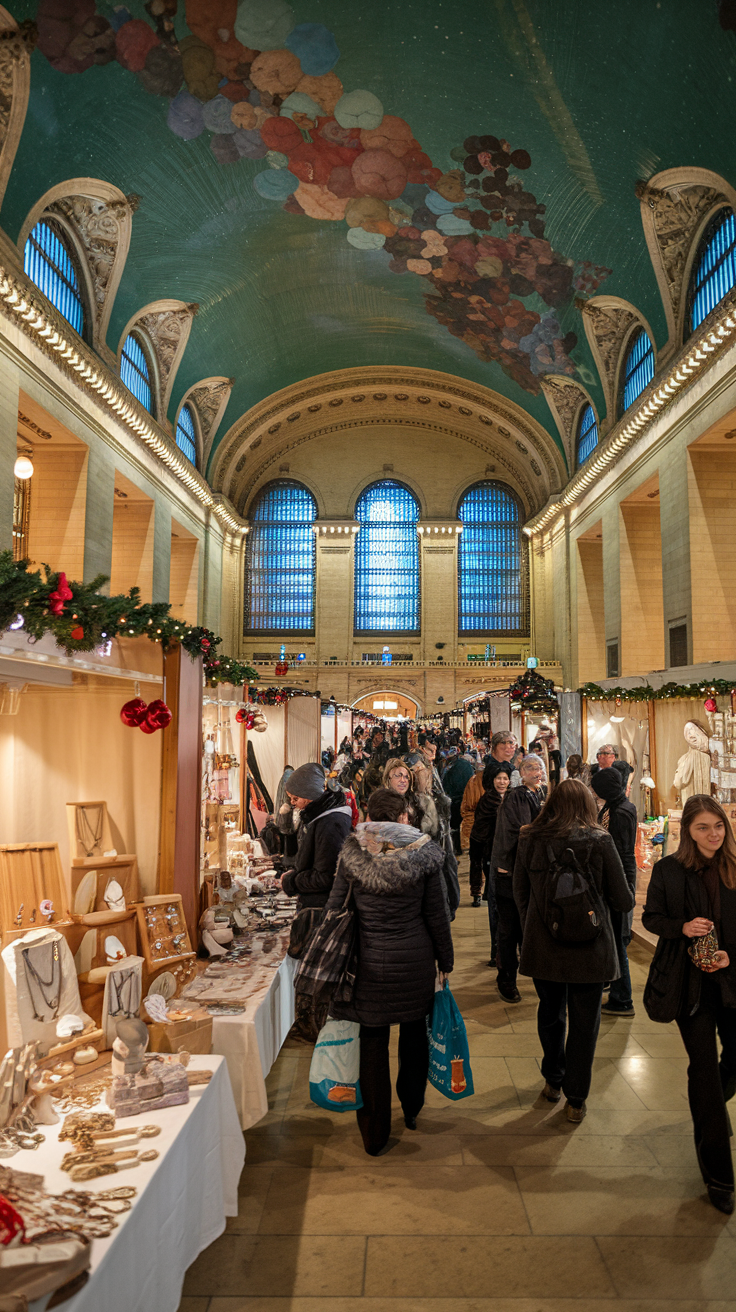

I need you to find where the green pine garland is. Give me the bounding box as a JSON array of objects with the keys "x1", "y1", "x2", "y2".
[
  {"x1": 0, "y1": 551, "x2": 257, "y2": 689},
  {"x1": 579, "y1": 680, "x2": 736, "y2": 702}
]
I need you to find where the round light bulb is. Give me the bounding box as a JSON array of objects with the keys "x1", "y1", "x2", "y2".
[{"x1": 14, "y1": 455, "x2": 33, "y2": 480}]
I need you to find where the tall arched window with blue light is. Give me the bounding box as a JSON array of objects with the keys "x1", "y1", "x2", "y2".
[
  {"x1": 23, "y1": 219, "x2": 85, "y2": 337},
  {"x1": 576, "y1": 403, "x2": 599, "y2": 467},
  {"x1": 688, "y1": 207, "x2": 736, "y2": 334},
  {"x1": 354, "y1": 481, "x2": 420, "y2": 632},
  {"x1": 620, "y1": 328, "x2": 655, "y2": 414},
  {"x1": 245, "y1": 481, "x2": 316, "y2": 632},
  {"x1": 458, "y1": 482, "x2": 524, "y2": 633},
  {"x1": 175, "y1": 403, "x2": 197, "y2": 464},
  {"x1": 120, "y1": 333, "x2": 153, "y2": 413}
]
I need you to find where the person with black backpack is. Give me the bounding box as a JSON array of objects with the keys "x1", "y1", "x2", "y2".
[{"x1": 513, "y1": 779, "x2": 634, "y2": 1123}]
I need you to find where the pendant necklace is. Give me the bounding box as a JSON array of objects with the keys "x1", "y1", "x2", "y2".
[
  {"x1": 21, "y1": 941, "x2": 61, "y2": 1022},
  {"x1": 76, "y1": 805, "x2": 103, "y2": 857},
  {"x1": 108, "y1": 968, "x2": 141, "y2": 1018}
]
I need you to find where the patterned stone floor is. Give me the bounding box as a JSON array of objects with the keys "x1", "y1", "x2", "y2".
[{"x1": 179, "y1": 860, "x2": 736, "y2": 1311}]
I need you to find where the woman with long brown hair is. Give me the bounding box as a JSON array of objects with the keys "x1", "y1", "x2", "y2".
[
  {"x1": 513, "y1": 779, "x2": 634, "y2": 1123},
  {"x1": 643, "y1": 794, "x2": 736, "y2": 1213}
]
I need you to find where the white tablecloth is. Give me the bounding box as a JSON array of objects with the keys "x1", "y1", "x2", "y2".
[
  {"x1": 211, "y1": 952, "x2": 296, "y2": 1129},
  {"x1": 25, "y1": 1055, "x2": 244, "y2": 1312}
]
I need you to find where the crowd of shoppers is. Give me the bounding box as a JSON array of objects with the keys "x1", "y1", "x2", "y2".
[{"x1": 267, "y1": 718, "x2": 735, "y2": 1212}]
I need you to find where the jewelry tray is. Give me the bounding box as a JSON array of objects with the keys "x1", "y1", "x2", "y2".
[{"x1": 135, "y1": 895, "x2": 194, "y2": 973}]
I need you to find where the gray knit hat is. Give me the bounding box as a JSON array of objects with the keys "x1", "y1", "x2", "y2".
[{"x1": 285, "y1": 762, "x2": 326, "y2": 801}]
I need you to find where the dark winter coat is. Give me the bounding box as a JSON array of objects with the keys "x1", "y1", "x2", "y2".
[
  {"x1": 279, "y1": 789, "x2": 353, "y2": 909},
  {"x1": 605, "y1": 801, "x2": 638, "y2": 890},
  {"x1": 325, "y1": 831, "x2": 454, "y2": 1026},
  {"x1": 491, "y1": 786, "x2": 544, "y2": 878},
  {"x1": 513, "y1": 827, "x2": 634, "y2": 983},
  {"x1": 442, "y1": 757, "x2": 475, "y2": 802},
  {"x1": 482, "y1": 755, "x2": 514, "y2": 790},
  {"x1": 642, "y1": 855, "x2": 736, "y2": 1021},
  {"x1": 470, "y1": 785, "x2": 503, "y2": 850},
  {"x1": 407, "y1": 790, "x2": 461, "y2": 917}
]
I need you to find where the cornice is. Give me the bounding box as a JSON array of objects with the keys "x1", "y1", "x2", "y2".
[
  {"x1": 0, "y1": 261, "x2": 246, "y2": 535},
  {"x1": 526, "y1": 290, "x2": 736, "y2": 536}
]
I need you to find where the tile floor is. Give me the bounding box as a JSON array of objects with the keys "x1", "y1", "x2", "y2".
[{"x1": 180, "y1": 862, "x2": 736, "y2": 1311}]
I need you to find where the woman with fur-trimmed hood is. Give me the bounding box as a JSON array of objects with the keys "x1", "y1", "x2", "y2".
[{"x1": 324, "y1": 788, "x2": 454, "y2": 1157}]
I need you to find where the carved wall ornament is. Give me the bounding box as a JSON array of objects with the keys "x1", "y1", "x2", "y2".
[
  {"x1": 638, "y1": 168, "x2": 736, "y2": 347},
  {"x1": 540, "y1": 375, "x2": 595, "y2": 471},
  {"x1": 0, "y1": 17, "x2": 34, "y2": 210},
  {"x1": 118, "y1": 299, "x2": 197, "y2": 421},
  {"x1": 182, "y1": 375, "x2": 234, "y2": 467},
  {"x1": 581, "y1": 296, "x2": 647, "y2": 421}
]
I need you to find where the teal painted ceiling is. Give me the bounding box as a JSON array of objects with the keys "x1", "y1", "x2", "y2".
[{"x1": 4, "y1": 0, "x2": 736, "y2": 470}]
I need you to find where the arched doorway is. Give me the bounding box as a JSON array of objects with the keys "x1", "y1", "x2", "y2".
[{"x1": 352, "y1": 691, "x2": 420, "y2": 721}]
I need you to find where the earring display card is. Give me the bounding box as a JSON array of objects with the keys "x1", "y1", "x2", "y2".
[{"x1": 136, "y1": 895, "x2": 194, "y2": 972}]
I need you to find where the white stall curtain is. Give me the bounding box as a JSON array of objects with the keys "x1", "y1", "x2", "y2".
[
  {"x1": 652, "y1": 696, "x2": 729, "y2": 814},
  {"x1": 0, "y1": 680, "x2": 162, "y2": 892},
  {"x1": 585, "y1": 699, "x2": 650, "y2": 819},
  {"x1": 249, "y1": 697, "x2": 321, "y2": 815}
]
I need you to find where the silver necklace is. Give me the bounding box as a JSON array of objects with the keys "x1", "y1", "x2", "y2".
[
  {"x1": 76, "y1": 805, "x2": 103, "y2": 857},
  {"x1": 108, "y1": 968, "x2": 140, "y2": 1018},
  {"x1": 21, "y1": 941, "x2": 61, "y2": 1022}
]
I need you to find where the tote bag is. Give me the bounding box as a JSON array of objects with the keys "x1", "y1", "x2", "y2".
[
  {"x1": 309, "y1": 1018, "x2": 363, "y2": 1111},
  {"x1": 428, "y1": 982, "x2": 474, "y2": 1100}
]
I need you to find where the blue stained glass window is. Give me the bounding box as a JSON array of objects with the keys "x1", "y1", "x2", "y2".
[
  {"x1": 175, "y1": 403, "x2": 197, "y2": 464},
  {"x1": 354, "y1": 481, "x2": 419, "y2": 632},
  {"x1": 458, "y1": 482, "x2": 522, "y2": 632},
  {"x1": 621, "y1": 328, "x2": 655, "y2": 413},
  {"x1": 576, "y1": 403, "x2": 599, "y2": 467},
  {"x1": 246, "y1": 481, "x2": 316, "y2": 632},
  {"x1": 23, "y1": 219, "x2": 85, "y2": 336},
  {"x1": 120, "y1": 333, "x2": 153, "y2": 412},
  {"x1": 689, "y1": 208, "x2": 736, "y2": 333}
]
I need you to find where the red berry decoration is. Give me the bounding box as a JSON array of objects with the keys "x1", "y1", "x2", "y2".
[
  {"x1": 48, "y1": 571, "x2": 73, "y2": 617},
  {"x1": 201, "y1": 638, "x2": 210, "y2": 651},
  {"x1": 143, "y1": 699, "x2": 173, "y2": 732},
  {"x1": 705, "y1": 697, "x2": 717, "y2": 713},
  {"x1": 70, "y1": 625, "x2": 84, "y2": 641},
  {"x1": 120, "y1": 697, "x2": 148, "y2": 727}
]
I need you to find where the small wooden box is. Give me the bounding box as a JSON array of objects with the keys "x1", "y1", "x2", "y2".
[{"x1": 147, "y1": 1015, "x2": 213, "y2": 1055}]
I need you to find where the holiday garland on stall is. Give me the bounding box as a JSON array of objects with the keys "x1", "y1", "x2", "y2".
[
  {"x1": 579, "y1": 680, "x2": 736, "y2": 702},
  {"x1": 0, "y1": 552, "x2": 258, "y2": 689}
]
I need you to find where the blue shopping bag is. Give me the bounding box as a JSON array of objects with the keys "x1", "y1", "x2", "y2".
[
  {"x1": 428, "y1": 982, "x2": 474, "y2": 1100},
  {"x1": 309, "y1": 1018, "x2": 363, "y2": 1111}
]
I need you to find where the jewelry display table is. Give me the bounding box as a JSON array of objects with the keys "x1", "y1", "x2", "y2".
[
  {"x1": 23, "y1": 1055, "x2": 243, "y2": 1312},
  {"x1": 210, "y1": 952, "x2": 296, "y2": 1129}
]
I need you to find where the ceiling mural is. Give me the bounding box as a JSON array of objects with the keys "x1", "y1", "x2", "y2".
[{"x1": 3, "y1": 0, "x2": 736, "y2": 468}]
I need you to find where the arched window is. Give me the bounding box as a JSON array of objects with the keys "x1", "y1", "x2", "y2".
[
  {"x1": 620, "y1": 328, "x2": 655, "y2": 413},
  {"x1": 245, "y1": 480, "x2": 316, "y2": 632},
  {"x1": 23, "y1": 218, "x2": 85, "y2": 337},
  {"x1": 354, "y1": 480, "x2": 419, "y2": 632},
  {"x1": 576, "y1": 403, "x2": 599, "y2": 467},
  {"x1": 688, "y1": 207, "x2": 736, "y2": 334},
  {"x1": 458, "y1": 481, "x2": 523, "y2": 633},
  {"x1": 175, "y1": 403, "x2": 197, "y2": 464},
  {"x1": 120, "y1": 333, "x2": 153, "y2": 412}
]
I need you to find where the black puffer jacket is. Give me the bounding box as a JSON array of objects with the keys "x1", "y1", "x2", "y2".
[
  {"x1": 325, "y1": 829, "x2": 454, "y2": 1026},
  {"x1": 279, "y1": 789, "x2": 353, "y2": 909},
  {"x1": 513, "y1": 827, "x2": 634, "y2": 983}
]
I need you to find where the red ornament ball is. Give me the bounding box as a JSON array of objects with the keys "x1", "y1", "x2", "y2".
[
  {"x1": 705, "y1": 697, "x2": 717, "y2": 713},
  {"x1": 144, "y1": 698, "x2": 173, "y2": 732},
  {"x1": 120, "y1": 697, "x2": 148, "y2": 727},
  {"x1": 201, "y1": 638, "x2": 211, "y2": 651},
  {"x1": 70, "y1": 625, "x2": 84, "y2": 641}
]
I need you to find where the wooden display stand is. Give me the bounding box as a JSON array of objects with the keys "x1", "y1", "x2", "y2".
[
  {"x1": 0, "y1": 843, "x2": 73, "y2": 942},
  {"x1": 136, "y1": 894, "x2": 197, "y2": 997},
  {"x1": 71, "y1": 856, "x2": 140, "y2": 913},
  {"x1": 66, "y1": 801, "x2": 114, "y2": 862}
]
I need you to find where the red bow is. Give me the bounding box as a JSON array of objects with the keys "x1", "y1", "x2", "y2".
[{"x1": 48, "y1": 572, "x2": 72, "y2": 616}]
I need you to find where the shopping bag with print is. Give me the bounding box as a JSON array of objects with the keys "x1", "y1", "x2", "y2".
[
  {"x1": 309, "y1": 1017, "x2": 363, "y2": 1111},
  {"x1": 427, "y1": 981, "x2": 474, "y2": 1100}
]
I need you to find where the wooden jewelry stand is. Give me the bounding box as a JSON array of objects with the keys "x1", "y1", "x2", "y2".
[
  {"x1": 0, "y1": 844, "x2": 73, "y2": 946},
  {"x1": 136, "y1": 895, "x2": 197, "y2": 997},
  {"x1": 70, "y1": 911, "x2": 139, "y2": 1028},
  {"x1": 66, "y1": 801, "x2": 114, "y2": 862},
  {"x1": 71, "y1": 856, "x2": 140, "y2": 913}
]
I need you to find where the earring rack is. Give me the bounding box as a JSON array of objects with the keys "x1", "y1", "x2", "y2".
[
  {"x1": 0, "y1": 843, "x2": 73, "y2": 944},
  {"x1": 135, "y1": 895, "x2": 196, "y2": 995}
]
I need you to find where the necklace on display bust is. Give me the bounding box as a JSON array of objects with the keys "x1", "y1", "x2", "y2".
[
  {"x1": 108, "y1": 968, "x2": 141, "y2": 1019},
  {"x1": 75, "y1": 805, "x2": 104, "y2": 858},
  {"x1": 21, "y1": 941, "x2": 61, "y2": 1023}
]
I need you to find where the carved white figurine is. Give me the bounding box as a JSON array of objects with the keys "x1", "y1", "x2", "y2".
[{"x1": 673, "y1": 720, "x2": 712, "y2": 803}]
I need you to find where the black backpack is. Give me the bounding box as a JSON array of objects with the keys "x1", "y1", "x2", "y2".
[{"x1": 537, "y1": 842, "x2": 603, "y2": 944}]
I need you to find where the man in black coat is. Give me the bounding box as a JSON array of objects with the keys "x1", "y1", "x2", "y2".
[
  {"x1": 490, "y1": 754, "x2": 545, "y2": 1001},
  {"x1": 482, "y1": 730, "x2": 517, "y2": 790},
  {"x1": 591, "y1": 767, "x2": 638, "y2": 1015}
]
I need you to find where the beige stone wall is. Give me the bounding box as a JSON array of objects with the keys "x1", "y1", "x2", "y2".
[
  {"x1": 619, "y1": 500, "x2": 664, "y2": 674},
  {"x1": 576, "y1": 537, "x2": 605, "y2": 683},
  {"x1": 689, "y1": 446, "x2": 736, "y2": 662},
  {"x1": 25, "y1": 444, "x2": 87, "y2": 578},
  {"x1": 110, "y1": 497, "x2": 155, "y2": 601}
]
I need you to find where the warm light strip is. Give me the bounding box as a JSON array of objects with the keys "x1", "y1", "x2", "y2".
[
  {"x1": 0, "y1": 267, "x2": 247, "y2": 535},
  {"x1": 525, "y1": 296, "x2": 736, "y2": 536}
]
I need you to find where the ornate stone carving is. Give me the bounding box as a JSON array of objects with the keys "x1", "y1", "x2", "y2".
[
  {"x1": 0, "y1": 20, "x2": 34, "y2": 210},
  {"x1": 186, "y1": 376, "x2": 234, "y2": 463},
  {"x1": 638, "y1": 179, "x2": 726, "y2": 335},
  {"x1": 50, "y1": 194, "x2": 137, "y2": 327},
  {"x1": 137, "y1": 303, "x2": 197, "y2": 415},
  {"x1": 582, "y1": 300, "x2": 639, "y2": 418},
  {"x1": 540, "y1": 376, "x2": 593, "y2": 469}
]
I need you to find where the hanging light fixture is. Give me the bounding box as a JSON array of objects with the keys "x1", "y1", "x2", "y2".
[{"x1": 14, "y1": 454, "x2": 33, "y2": 479}]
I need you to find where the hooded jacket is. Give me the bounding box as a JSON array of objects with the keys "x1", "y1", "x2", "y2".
[
  {"x1": 442, "y1": 756, "x2": 475, "y2": 803},
  {"x1": 469, "y1": 781, "x2": 504, "y2": 850},
  {"x1": 591, "y1": 767, "x2": 638, "y2": 891},
  {"x1": 324, "y1": 824, "x2": 454, "y2": 1027},
  {"x1": 279, "y1": 788, "x2": 353, "y2": 909}
]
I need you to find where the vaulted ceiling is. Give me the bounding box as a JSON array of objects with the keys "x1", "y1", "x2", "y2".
[{"x1": 4, "y1": 0, "x2": 736, "y2": 475}]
